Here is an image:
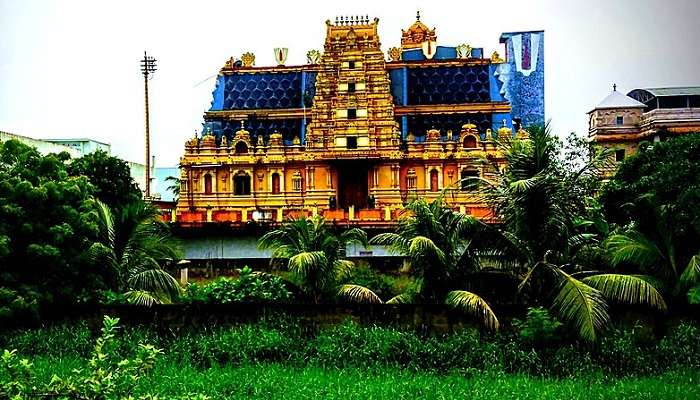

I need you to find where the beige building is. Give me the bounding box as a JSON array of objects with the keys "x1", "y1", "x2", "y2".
[{"x1": 589, "y1": 86, "x2": 700, "y2": 176}]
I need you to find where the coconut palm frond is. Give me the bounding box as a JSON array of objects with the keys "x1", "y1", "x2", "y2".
[
  {"x1": 386, "y1": 292, "x2": 415, "y2": 304},
  {"x1": 582, "y1": 274, "x2": 667, "y2": 312},
  {"x1": 124, "y1": 289, "x2": 168, "y2": 307},
  {"x1": 678, "y1": 254, "x2": 700, "y2": 293},
  {"x1": 606, "y1": 230, "x2": 665, "y2": 269},
  {"x1": 334, "y1": 259, "x2": 356, "y2": 281},
  {"x1": 551, "y1": 271, "x2": 609, "y2": 342},
  {"x1": 408, "y1": 236, "x2": 445, "y2": 263},
  {"x1": 445, "y1": 290, "x2": 499, "y2": 331},
  {"x1": 338, "y1": 284, "x2": 383, "y2": 304},
  {"x1": 127, "y1": 264, "x2": 181, "y2": 303},
  {"x1": 288, "y1": 251, "x2": 327, "y2": 276}
]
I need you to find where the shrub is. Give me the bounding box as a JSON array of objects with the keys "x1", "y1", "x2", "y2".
[
  {"x1": 182, "y1": 266, "x2": 291, "y2": 304},
  {"x1": 656, "y1": 322, "x2": 700, "y2": 370},
  {"x1": 512, "y1": 307, "x2": 563, "y2": 348}
]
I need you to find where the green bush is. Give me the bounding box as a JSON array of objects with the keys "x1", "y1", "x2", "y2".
[
  {"x1": 512, "y1": 307, "x2": 563, "y2": 347},
  {"x1": 181, "y1": 267, "x2": 291, "y2": 304}
]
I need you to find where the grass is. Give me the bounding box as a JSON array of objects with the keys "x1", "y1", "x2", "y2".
[{"x1": 26, "y1": 356, "x2": 700, "y2": 399}]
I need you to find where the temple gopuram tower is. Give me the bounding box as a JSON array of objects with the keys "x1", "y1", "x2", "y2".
[{"x1": 175, "y1": 14, "x2": 545, "y2": 231}]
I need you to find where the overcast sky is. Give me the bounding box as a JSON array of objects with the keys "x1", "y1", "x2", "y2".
[{"x1": 1, "y1": 0, "x2": 699, "y2": 166}]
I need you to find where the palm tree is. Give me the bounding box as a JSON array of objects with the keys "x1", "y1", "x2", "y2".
[
  {"x1": 165, "y1": 175, "x2": 180, "y2": 199},
  {"x1": 89, "y1": 200, "x2": 183, "y2": 306},
  {"x1": 606, "y1": 200, "x2": 700, "y2": 301},
  {"x1": 258, "y1": 215, "x2": 368, "y2": 303},
  {"x1": 344, "y1": 197, "x2": 500, "y2": 331},
  {"x1": 480, "y1": 125, "x2": 666, "y2": 341}
]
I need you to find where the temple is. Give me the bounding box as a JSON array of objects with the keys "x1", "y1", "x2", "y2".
[{"x1": 175, "y1": 14, "x2": 544, "y2": 228}]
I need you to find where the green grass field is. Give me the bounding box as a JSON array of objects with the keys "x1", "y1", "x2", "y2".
[{"x1": 28, "y1": 357, "x2": 700, "y2": 399}]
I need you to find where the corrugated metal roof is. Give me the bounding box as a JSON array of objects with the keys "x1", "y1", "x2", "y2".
[{"x1": 639, "y1": 87, "x2": 700, "y2": 97}]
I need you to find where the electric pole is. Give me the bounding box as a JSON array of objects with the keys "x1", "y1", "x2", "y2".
[{"x1": 140, "y1": 51, "x2": 157, "y2": 199}]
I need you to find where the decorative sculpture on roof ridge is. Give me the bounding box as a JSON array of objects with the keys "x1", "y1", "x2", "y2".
[
  {"x1": 491, "y1": 51, "x2": 505, "y2": 63},
  {"x1": 241, "y1": 52, "x2": 255, "y2": 67},
  {"x1": 306, "y1": 49, "x2": 321, "y2": 64},
  {"x1": 456, "y1": 44, "x2": 472, "y2": 59}
]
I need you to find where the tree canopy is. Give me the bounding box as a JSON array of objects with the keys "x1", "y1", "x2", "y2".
[{"x1": 67, "y1": 150, "x2": 142, "y2": 213}]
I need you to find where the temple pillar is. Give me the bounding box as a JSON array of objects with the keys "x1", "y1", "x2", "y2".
[
  {"x1": 276, "y1": 208, "x2": 283, "y2": 222},
  {"x1": 241, "y1": 208, "x2": 248, "y2": 222},
  {"x1": 349, "y1": 205, "x2": 356, "y2": 220},
  {"x1": 384, "y1": 206, "x2": 391, "y2": 221},
  {"x1": 171, "y1": 209, "x2": 177, "y2": 222},
  {"x1": 206, "y1": 208, "x2": 213, "y2": 222}
]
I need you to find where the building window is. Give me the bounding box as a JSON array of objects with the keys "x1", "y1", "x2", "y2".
[
  {"x1": 346, "y1": 136, "x2": 358, "y2": 149},
  {"x1": 235, "y1": 141, "x2": 248, "y2": 154},
  {"x1": 348, "y1": 82, "x2": 356, "y2": 93},
  {"x1": 348, "y1": 61, "x2": 355, "y2": 69},
  {"x1": 347, "y1": 109, "x2": 357, "y2": 119},
  {"x1": 429, "y1": 169, "x2": 439, "y2": 192},
  {"x1": 234, "y1": 171, "x2": 251, "y2": 195},
  {"x1": 271, "y1": 172, "x2": 281, "y2": 194},
  {"x1": 463, "y1": 135, "x2": 477, "y2": 149},
  {"x1": 292, "y1": 171, "x2": 303, "y2": 191},
  {"x1": 616, "y1": 116, "x2": 624, "y2": 125},
  {"x1": 460, "y1": 169, "x2": 479, "y2": 191},
  {"x1": 615, "y1": 149, "x2": 625, "y2": 162},
  {"x1": 204, "y1": 173, "x2": 213, "y2": 194},
  {"x1": 406, "y1": 168, "x2": 417, "y2": 189}
]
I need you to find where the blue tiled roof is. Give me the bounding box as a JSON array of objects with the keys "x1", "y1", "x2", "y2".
[{"x1": 406, "y1": 65, "x2": 491, "y2": 104}]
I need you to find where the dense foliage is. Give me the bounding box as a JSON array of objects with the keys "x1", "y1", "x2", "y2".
[
  {"x1": 0, "y1": 140, "x2": 103, "y2": 319},
  {"x1": 602, "y1": 134, "x2": 700, "y2": 304},
  {"x1": 67, "y1": 150, "x2": 142, "y2": 213},
  {"x1": 182, "y1": 267, "x2": 292, "y2": 304},
  {"x1": 2, "y1": 316, "x2": 699, "y2": 378},
  {"x1": 0, "y1": 139, "x2": 182, "y2": 320}
]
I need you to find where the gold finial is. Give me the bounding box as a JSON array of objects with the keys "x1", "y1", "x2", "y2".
[
  {"x1": 613, "y1": 83, "x2": 617, "y2": 91},
  {"x1": 240, "y1": 120, "x2": 245, "y2": 130},
  {"x1": 416, "y1": 10, "x2": 420, "y2": 21}
]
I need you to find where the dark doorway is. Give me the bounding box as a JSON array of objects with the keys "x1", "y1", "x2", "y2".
[
  {"x1": 337, "y1": 162, "x2": 369, "y2": 209},
  {"x1": 430, "y1": 169, "x2": 439, "y2": 192}
]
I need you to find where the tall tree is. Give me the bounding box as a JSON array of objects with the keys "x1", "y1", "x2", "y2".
[
  {"x1": 482, "y1": 126, "x2": 666, "y2": 341},
  {"x1": 0, "y1": 139, "x2": 104, "y2": 317},
  {"x1": 601, "y1": 134, "x2": 700, "y2": 302},
  {"x1": 68, "y1": 150, "x2": 142, "y2": 212},
  {"x1": 258, "y1": 216, "x2": 368, "y2": 303},
  {"x1": 361, "y1": 197, "x2": 500, "y2": 330}
]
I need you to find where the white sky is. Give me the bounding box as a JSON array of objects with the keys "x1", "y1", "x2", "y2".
[{"x1": 1, "y1": 0, "x2": 699, "y2": 167}]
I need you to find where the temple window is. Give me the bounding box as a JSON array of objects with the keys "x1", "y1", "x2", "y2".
[
  {"x1": 406, "y1": 168, "x2": 417, "y2": 189},
  {"x1": 348, "y1": 82, "x2": 356, "y2": 93},
  {"x1": 463, "y1": 135, "x2": 478, "y2": 149},
  {"x1": 616, "y1": 116, "x2": 624, "y2": 125},
  {"x1": 271, "y1": 173, "x2": 281, "y2": 194},
  {"x1": 347, "y1": 108, "x2": 357, "y2": 119},
  {"x1": 615, "y1": 149, "x2": 625, "y2": 162},
  {"x1": 292, "y1": 171, "x2": 303, "y2": 191},
  {"x1": 348, "y1": 61, "x2": 356, "y2": 69},
  {"x1": 347, "y1": 136, "x2": 358, "y2": 149},
  {"x1": 235, "y1": 141, "x2": 249, "y2": 154},
  {"x1": 429, "y1": 169, "x2": 439, "y2": 192},
  {"x1": 460, "y1": 169, "x2": 479, "y2": 191},
  {"x1": 204, "y1": 173, "x2": 213, "y2": 194},
  {"x1": 234, "y1": 171, "x2": 251, "y2": 195}
]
